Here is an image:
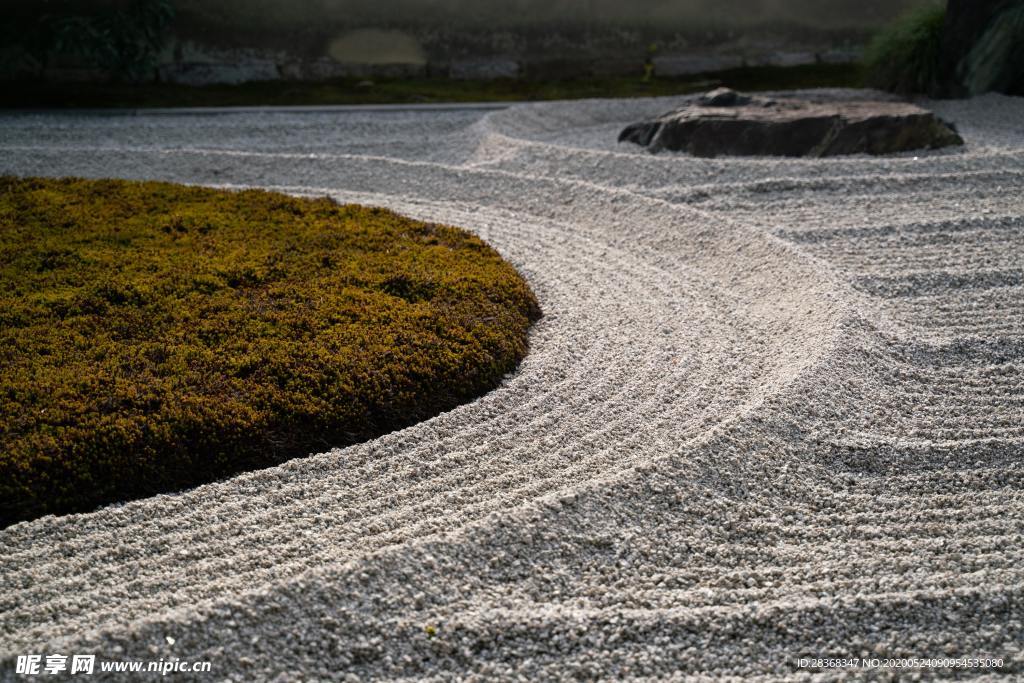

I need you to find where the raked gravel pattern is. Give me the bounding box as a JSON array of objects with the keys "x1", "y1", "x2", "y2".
[{"x1": 1, "y1": 91, "x2": 1023, "y2": 681}]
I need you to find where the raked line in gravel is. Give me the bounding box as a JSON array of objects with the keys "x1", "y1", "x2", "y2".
[{"x1": 1, "y1": 91, "x2": 1022, "y2": 680}]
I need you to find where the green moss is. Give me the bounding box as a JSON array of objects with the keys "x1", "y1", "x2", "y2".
[
  {"x1": 0, "y1": 63, "x2": 864, "y2": 109},
  {"x1": 865, "y1": 2, "x2": 946, "y2": 95},
  {"x1": 0, "y1": 176, "x2": 540, "y2": 526}
]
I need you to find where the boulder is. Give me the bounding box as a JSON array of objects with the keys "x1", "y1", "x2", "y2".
[
  {"x1": 698, "y1": 86, "x2": 752, "y2": 107},
  {"x1": 618, "y1": 88, "x2": 964, "y2": 157}
]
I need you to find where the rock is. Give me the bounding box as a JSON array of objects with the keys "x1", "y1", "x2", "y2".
[
  {"x1": 697, "y1": 87, "x2": 752, "y2": 107},
  {"x1": 618, "y1": 90, "x2": 964, "y2": 157}
]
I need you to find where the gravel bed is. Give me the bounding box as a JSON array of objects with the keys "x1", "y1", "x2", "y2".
[{"x1": 1, "y1": 91, "x2": 1022, "y2": 680}]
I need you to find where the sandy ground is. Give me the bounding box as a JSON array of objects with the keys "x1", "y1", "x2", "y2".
[{"x1": 1, "y1": 91, "x2": 1022, "y2": 680}]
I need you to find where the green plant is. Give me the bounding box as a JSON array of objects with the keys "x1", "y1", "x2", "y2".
[
  {"x1": 0, "y1": 63, "x2": 867, "y2": 109},
  {"x1": 59, "y1": 0, "x2": 174, "y2": 80},
  {"x1": 6, "y1": 0, "x2": 175, "y2": 82},
  {"x1": 960, "y1": 3, "x2": 1024, "y2": 95},
  {"x1": 864, "y1": 2, "x2": 946, "y2": 95},
  {"x1": 0, "y1": 176, "x2": 540, "y2": 526}
]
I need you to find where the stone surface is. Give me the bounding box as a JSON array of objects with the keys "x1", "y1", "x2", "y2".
[
  {"x1": 698, "y1": 87, "x2": 753, "y2": 107},
  {"x1": 618, "y1": 89, "x2": 964, "y2": 157}
]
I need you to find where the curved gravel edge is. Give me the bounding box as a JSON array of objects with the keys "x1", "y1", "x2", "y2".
[{"x1": 0, "y1": 92, "x2": 1022, "y2": 680}]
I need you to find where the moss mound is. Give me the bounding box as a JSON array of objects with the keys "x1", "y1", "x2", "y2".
[{"x1": 0, "y1": 176, "x2": 540, "y2": 526}]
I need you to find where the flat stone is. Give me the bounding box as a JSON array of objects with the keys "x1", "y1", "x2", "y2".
[
  {"x1": 697, "y1": 87, "x2": 752, "y2": 107},
  {"x1": 618, "y1": 90, "x2": 964, "y2": 157}
]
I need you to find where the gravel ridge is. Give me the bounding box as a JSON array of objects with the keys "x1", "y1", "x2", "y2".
[{"x1": 1, "y1": 91, "x2": 1022, "y2": 680}]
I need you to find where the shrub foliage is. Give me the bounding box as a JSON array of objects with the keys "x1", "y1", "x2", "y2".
[
  {"x1": 0, "y1": 176, "x2": 540, "y2": 525},
  {"x1": 864, "y1": 2, "x2": 946, "y2": 95},
  {"x1": 2, "y1": 0, "x2": 175, "y2": 82}
]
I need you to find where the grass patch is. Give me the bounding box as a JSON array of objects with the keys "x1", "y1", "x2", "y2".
[
  {"x1": 865, "y1": 2, "x2": 946, "y2": 95},
  {"x1": 0, "y1": 176, "x2": 540, "y2": 526},
  {"x1": 1, "y1": 63, "x2": 864, "y2": 109}
]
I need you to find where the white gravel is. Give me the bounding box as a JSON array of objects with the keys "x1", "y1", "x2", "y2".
[{"x1": 1, "y1": 91, "x2": 1023, "y2": 681}]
